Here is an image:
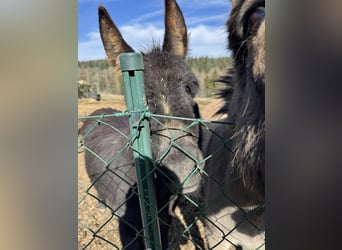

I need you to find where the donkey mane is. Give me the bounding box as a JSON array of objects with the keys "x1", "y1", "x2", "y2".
[
  {"x1": 217, "y1": 0, "x2": 265, "y2": 200},
  {"x1": 216, "y1": 67, "x2": 264, "y2": 200}
]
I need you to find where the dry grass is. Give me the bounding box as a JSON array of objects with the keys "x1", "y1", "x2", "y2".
[{"x1": 78, "y1": 95, "x2": 223, "y2": 249}]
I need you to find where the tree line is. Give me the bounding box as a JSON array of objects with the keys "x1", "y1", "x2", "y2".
[{"x1": 78, "y1": 57, "x2": 232, "y2": 97}]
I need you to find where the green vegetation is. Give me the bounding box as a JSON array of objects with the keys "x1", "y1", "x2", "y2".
[{"x1": 78, "y1": 57, "x2": 232, "y2": 97}]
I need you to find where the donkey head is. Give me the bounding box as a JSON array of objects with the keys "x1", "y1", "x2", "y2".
[{"x1": 98, "y1": 0, "x2": 202, "y2": 194}]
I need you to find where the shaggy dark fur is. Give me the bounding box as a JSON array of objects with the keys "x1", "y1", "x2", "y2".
[
  {"x1": 223, "y1": 0, "x2": 265, "y2": 199},
  {"x1": 79, "y1": 1, "x2": 203, "y2": 249},
  {"x1": 200, "y1": 0, "x2": 265, "y2": 249}
]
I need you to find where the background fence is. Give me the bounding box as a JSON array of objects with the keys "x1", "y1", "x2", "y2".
[{"x1": 78, "y1": 53, "x2": 265, "y2": 250}]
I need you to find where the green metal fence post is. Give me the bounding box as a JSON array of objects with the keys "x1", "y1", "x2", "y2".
[{"x1": 119, "y1": 52, "x2": 162, "y2": 250}]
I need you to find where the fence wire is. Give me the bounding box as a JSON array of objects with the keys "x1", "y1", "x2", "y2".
[{"x1": 78, "y1": 110, "x2": 265, "y2": 250}]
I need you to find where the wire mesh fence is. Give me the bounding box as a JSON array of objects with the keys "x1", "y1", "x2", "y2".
[{"x1": 78, "y1": 53, "x2": 265, "y2": 250}]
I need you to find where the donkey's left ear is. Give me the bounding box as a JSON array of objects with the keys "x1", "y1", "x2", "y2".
[{"x1": 162, "y1": 0, "x2": 188, "y2": 59}]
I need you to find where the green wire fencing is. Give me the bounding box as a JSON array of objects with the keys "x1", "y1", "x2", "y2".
[{"x1": 78, "y1": 53, "x2": 265, "y2": 250}]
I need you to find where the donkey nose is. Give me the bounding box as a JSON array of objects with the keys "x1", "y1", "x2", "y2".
[{"x1": 179, "y1": 147, "x2": 203, "y2": 194}]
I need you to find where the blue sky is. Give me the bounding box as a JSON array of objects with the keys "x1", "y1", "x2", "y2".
[{"x1": 78, "y1": 0, "x2": 232, "y2": 61}]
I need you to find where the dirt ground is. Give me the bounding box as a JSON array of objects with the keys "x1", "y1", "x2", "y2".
[{"x1": 78, "y1": 94, "x2": 224, "y2": 249}]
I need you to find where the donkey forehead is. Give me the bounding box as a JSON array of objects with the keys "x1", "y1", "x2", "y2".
[{"x1": 143, "y1": 51, "x2": 198, "y2": 89}]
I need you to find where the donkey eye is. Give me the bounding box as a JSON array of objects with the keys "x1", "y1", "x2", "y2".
[
  {"x1": 185, "y1": 85, "x2": 192, "y2": 95},
  {"x1": 245, "y1": 6, "x2": 265, "y2": 37}
]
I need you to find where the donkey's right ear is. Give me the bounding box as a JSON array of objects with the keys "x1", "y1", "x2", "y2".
[
  {"x1": 162, "y1": 0, "x2": 188, "y2": 59},
  {"x1": 98, "y1": 6, "x2": 134, "y2": 68}
]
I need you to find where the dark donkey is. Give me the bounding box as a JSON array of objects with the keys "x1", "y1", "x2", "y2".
[
  {"x1": 200, "y1": 0, "x2": 265, "y2": 249},
  {"x1": 79, "y1": 0, "x2": 203, "y2": 249}
]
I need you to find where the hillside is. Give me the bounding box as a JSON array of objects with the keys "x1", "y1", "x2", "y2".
[{"x1": 78, "y1": 57, "x2": 232, "y2": 97}]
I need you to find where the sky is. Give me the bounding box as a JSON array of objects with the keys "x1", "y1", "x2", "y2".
[{"x1": 78, "y1": 0, "x2": 232, "y2": 61}]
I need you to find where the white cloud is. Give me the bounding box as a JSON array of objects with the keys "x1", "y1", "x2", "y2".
[
  {"x1": 188, "y1": 25, "x2": 228, "y2": 57},
  {"x1": 120, "y1": 24, "x2": 164, "y2": 50},
  {"x1": 179, "y1": 0, "x2": 228, "y2": 8},
  {"x1": 78, "y1": 24, "x2": 229, "y2": 61},
  {"x1": 187, "y1": 14, "x2": 227, "y2": 26},
  {"x1": 128, "y1": 10, "x2": 164, "y2": 25},
  {"x1": 78, "y1": 32, "x2": 106, "y2": 61}
]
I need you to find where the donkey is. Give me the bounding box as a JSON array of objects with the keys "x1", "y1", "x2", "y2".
[
  {"x1": 79, "y1": 1, "x2": 203, "y2": 249},
  {"x1": 200, "y1": 0, "x2": 265, "y2": 249}
]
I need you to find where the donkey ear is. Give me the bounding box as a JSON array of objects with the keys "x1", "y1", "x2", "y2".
[
  {"x1": 162, "y1": 0, "x2": 188, "y2": 59},
  {"x1": 230, "y1": 0, "x2": 239, "y2": 7},
  {"x1": 98, "y1": 6, "x2": 134, "y2": 68}
]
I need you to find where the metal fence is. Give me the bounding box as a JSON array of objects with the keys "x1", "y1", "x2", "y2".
[{"x1": 78, "y1": 53, "x2": 265, "y2": 250}]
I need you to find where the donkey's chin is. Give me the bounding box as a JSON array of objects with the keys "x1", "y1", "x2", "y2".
[
  {"x1": 176, "y1": 161, "x2": 203, "y2": 194},
  {"x1": 182, "y1": 179, "x2": 200, "y2": 194},
  {"x1": 158, "y1": 137, "x2": 203, "y2": 194},
  {"x1": 164, "y1": 158, "x2": 202, "y2": 195},
  {"x1": 179, "y1": 149, "x2": 203, "y2": 194}
]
